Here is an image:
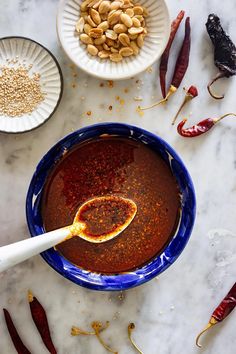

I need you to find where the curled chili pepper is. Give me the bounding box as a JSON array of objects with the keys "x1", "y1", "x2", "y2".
[
  {"x1": 177, "y1": 113, "x2": 236, "y2": 137},
  {"x1": 160, "y1": 10, "x2": 185, "y2": 98},
  {"x1": 172, "y1": 85, "x2": 198, "y2": 125},
  {"x1": 28, "y1": 290, "x2": 57, "y2": 354},
  {"x1": 196, "y1": 282, "x2": 236, "y2": 347},
  {"x1": 3, "y1": 308, "x2": 32, "y2": 354},
  {"x1": 140, "y1": 17, "x2": 191, "y2": 111},
  {"x1": 206, "y1": 14, "x2": 236, "y2": 99}
]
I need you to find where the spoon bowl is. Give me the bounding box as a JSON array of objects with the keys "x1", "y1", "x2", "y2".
[{"x1": 73, "y1": 196, "x2": 137, "y2": 243}]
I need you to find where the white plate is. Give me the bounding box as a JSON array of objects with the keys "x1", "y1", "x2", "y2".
[
  {"x1": 57, "y1": 0, "x2": 170, "y2": 80},
  {"x1": 0, "y1": 37, "x2": 63, "y2": 133}
]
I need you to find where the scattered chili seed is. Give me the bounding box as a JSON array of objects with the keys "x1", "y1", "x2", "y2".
[
  {"x1": 108, "y1": 105, "x2": 113, "y2": 111},
  {"x1": 160, "y1": 10, "x2": 185, "y2": 98},
  {"x1": 196, "y1": 282, "x2": 236, "y2": 347},
  {"x1": 172, "y1": 85, "x2": 198, "y2": 125},
  {"x1": 140, "y1": 16, "x2": 191, "y2": 110},
  {"x1": 0, "y1": 65, "x2": 46, "y2": 117},
  {"x1": 86, "y1": 110, "x2": 92, "y2": 116},
  {"x1": 28, "y1": 290, "x2": 57, "y2": 354},
  {"x1": 127, "y1": 323, "x2": 143, "y2": 354},
  {"x1": 107, "y1": 80, "x2": 114, "y2": 88},
  {"x1": 3, "y1": 308, "x2": 32, "y2": 354},
  {"x1": 177, "y1": 113, "x2": 236, "y2": 137},
  {"x1": 206, "y1": 14, "x2": 236, "y2": 99}
]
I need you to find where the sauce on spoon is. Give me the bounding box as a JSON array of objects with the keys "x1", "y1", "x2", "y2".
[{"x1": 68, "y1": 196, "x2": 137, "y2": 243}]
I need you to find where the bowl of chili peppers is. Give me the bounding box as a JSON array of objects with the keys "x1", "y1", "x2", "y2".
[{"x1": 26, "y1": 123, "x2": 196, "y2": 291}]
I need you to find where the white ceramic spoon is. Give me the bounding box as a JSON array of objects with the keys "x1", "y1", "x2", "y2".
[{"x1": 0, "y1": 196, "x2": 137, "y2": 273}]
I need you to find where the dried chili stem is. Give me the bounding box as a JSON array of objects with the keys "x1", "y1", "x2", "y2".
[
  {"x1": 196, "y1": 317, "x2": 218, "y2": 348},
  {"x1": 91, "y1": 322, "x2": 118, "y2": 354},
  {"x1": 127, "y1": 323, "x2": 143, "y2": 354},
  {"x1": 139, "y1": 85, "x2": 176, "y2": 110},
  {"x1": 207, "y1": 72, "x2": 226, "y2": 99},
  {"x1": 214, "y1": 112, "x2": 236, "y2": 123},
  {"x1": 172, "y1": 86, "x2": 198, "y2": 125},
  {"x1": 71, "y1": 326, "x2": 95, "y2": 336}
]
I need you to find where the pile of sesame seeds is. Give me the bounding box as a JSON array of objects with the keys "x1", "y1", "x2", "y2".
[{"x1": 0, "y1": 64, "x2": 46, "y2": 117}]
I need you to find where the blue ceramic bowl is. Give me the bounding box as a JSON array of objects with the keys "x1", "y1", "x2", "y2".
[{"x1": 26, "y1": 123, "x2": 196, "y2": 291}]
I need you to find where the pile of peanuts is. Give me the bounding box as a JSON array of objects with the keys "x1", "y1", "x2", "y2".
[{"x1": 75, "y1": 0, "x2": 148, "y2": 62}]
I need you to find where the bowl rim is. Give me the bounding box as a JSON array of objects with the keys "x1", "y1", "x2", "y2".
[
  {"x1": 26, "y1": 123, "x2": 196, "y2": 291},
  {"x1": 0, "y1": 36, "x2": 64, "y2": 134},
  {"x1": 56, "y1": 0, "x2": 171, "y2": 80}
]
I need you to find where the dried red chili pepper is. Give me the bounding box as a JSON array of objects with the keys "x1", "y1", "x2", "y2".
[
  {"x1": 206, "y1": 14, "x2": 236, "y2": 99},
  {"x1": 141, "y1": 17, "x2": 191, "y2": 111},
  {"x1": 160, "y1": 10, "x2": 185, "y2": 98},
  {"x1": 177, "y1": 113, "x2": 236, "y2": 137},
  {"x1": 196, "y1": 282, "x2": 236, "y2": 347},
  {"x1": 28, "y1": 290, "x2": 57, "y2": 354},
  {"x1": 3, "y1": 308, "x2": 32, "y2": 354},
  {"x1": 172, "y1": 85, "x2": 198, "y2": 125}
]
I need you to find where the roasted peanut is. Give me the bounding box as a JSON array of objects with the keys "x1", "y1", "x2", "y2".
[
  {"x1": 136, "y1": 34, "x2": 144, "y2": 47},
  {"x1": 133, "y1": 6, "x2": 143, "y2": 15},
  {"x1": 110, "y1": 53, "x2": 123, "y2": 62},
  {"x1": 98, "y1": 0, "x2": 111, "y2": 13},
  {"x1": 97, "y1": 20, "x2": 109, "y2": 31},
  {"x1": 106, "y1": 29, "x2": 118, "y2": 40},
  {"x1": 89, "y1": 28, "x2": 103, "y2": 38},
  {"x1": 94, "y1": 34, "x2": 106, "y2": 44},
  {"x1": 80, "y1": 33, "x2": 93, "y2": 44},
  {"x1": 113, "y1": 23, "x2": 128, "y2": 33},
  {"x1": 120, "y1": 13, "x2": 132, "y2": 27},
  {"x1": 132, "y1": 17, "x2": 141, "y2": 27},
  {"x1": 87, "y1": 15, "x2": 97, "y2": 27},
  {"x1": 118, "y1": 33, "x2": 130, "y2": 46},
  {"x1": 98, "y1": 50, "x2": 110, "y2": 58},
  {"x1": 130, "y1": 40, "x2": 139, "y2": 55},
  {"x1": 87, "y1": 44, "x2": 99, "y2": 55},
  {"x1": 84, "y1": 23, "x2": 92, "y2": 35},
  {"x1": 128, "y1": 26, "x2": 143, "y2": 35},
  {"x1": 125, "y1": 8, "x2": 134, "y2": 17},
  {"x1": 90, "y1": 9, "x2": 101, "y2": 24},
  {"x1": 119, "y1": 46, "x2": 133, "y2": 56}
]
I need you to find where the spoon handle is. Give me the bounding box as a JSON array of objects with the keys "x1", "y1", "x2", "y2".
[{"x1": 0, "y1": 227, "x2": 70, "y2": 273}]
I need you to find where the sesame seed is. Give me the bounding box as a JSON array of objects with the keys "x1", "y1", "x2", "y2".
[{"x1": 0, "y1": 65, "x2": 46, "y2": 117}]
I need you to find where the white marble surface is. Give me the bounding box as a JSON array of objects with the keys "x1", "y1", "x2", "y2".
[{"x1": 0, "y1": 0, "x2": 236, "y2": 353}]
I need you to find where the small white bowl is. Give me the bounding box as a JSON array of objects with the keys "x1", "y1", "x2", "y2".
[
  {"x1": 57, "y1": 0, "x2": 170, "y2": 80},
  {"x1": 0, "y1": 37, "x2": 63, "y2": 134}
]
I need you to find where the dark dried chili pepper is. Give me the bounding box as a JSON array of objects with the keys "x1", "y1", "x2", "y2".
[
  {"x1": 172, "y1": 85, "x2": 198, "y2": 125},
  {"x1": 196, "y1": 282, "x2": 236, "y2": 347},
  {"x1": 140, "y1": 17, "x2": 191, "y2": 110},
  {"x1": 28, "y1": 290, "x2": 57, "y2": 354},
  {"x1": 177, "y1": 113, "x2": 236, "y2": 137},
  {"x1": 3, "y1": 309, "x2": 32, "y2": 354},
  {"x1": 160, "y1": 10, "x2": 185, "y2": 98},
  {"x1": 206, "y1": 14, "x2": 236, "y2": 99}
]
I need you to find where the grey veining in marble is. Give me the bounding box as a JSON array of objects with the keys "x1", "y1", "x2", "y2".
[{"x1": 0, "y1": 0, "x2": 236, "y2": 353}]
